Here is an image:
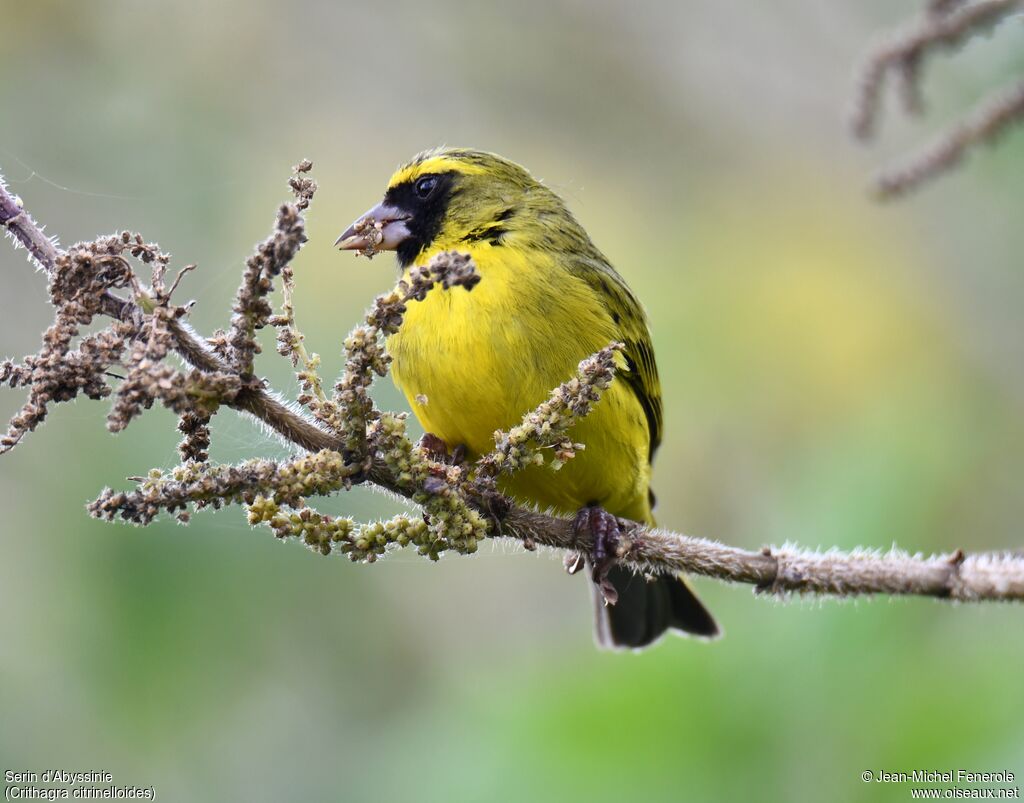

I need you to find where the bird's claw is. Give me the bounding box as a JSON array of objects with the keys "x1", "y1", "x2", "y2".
[
  {"x1": 563, "y1": 551, "x2": 586, "y2": 575},
  {"x1": 418, "y1": 433, "x2": 469, "y2": 467},
  {"x1": 418, "y1": 433, "x2": 451, "y2": 462},
  {"x1": 479, "y1": 492, "x2": 513, "y2": 541},
  {"x1": 572, "y1": 504, "x2": 621, "y2": 606}
]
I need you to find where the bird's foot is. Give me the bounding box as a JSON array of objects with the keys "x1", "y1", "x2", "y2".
[
  {"x1": 479, "y1": 492, "x2": 514, "y2": 543},
  {"x1": 572, "y1": 504, "x2": 621, "y2": 606},
  {"x1": 417, "y1": 433, "x2": 467, "y2": 466},
  {"x1": 418, "y1": 433, "x2": 512, "y2": 539},
  {"x1": 563, "y1": 551, "x2": 586, "y2": 575}
]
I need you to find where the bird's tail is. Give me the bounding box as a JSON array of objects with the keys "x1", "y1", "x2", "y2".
[{"x1": 593, "y1": 566, "x2": 720, "y2": 649}]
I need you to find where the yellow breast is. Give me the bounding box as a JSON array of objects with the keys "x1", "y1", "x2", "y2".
[{"x1": 387, "y1": 243, "x2": 653, "y2": 522}]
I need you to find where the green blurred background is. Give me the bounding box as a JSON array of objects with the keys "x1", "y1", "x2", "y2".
[{"x1": 2, "y1": 2, "x2": 1023, "y2": 801}]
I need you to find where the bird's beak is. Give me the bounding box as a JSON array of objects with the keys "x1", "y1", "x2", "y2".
[{"x1": 335, "y1": 201, "x2": 411, "y2": 253}]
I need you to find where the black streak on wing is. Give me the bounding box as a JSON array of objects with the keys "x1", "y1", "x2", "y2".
[
  {"x1": 461, "y1": 225, "x2": 509, "y2": 245},
  {"x1": 624, "y1": 346, "x2": 662, "y2": 463},
  {"x1": 461, "y1": 208, "x2": 516, "y2": 246},
  {"x1": 574, "y1": 260, "x2": 664, "y2": 467}
]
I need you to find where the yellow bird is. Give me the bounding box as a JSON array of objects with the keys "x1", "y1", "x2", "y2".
[{"x1": 337, "y1": 148, "x2": 718, "y2": 648}]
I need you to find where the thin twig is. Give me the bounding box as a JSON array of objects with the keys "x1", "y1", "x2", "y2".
[
  {"x1": 873, "y1": 77, "x2": 1024, "y2": 198},
  {"x1": 849, "y1": 0, "x2": 1022, "y2": 140},
  {"x1": 850, "y1": 0, "x2": 1024, "y2": 197}
]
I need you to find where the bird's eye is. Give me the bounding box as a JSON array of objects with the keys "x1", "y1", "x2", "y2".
[{"x1": 415, "y1": 176, "x2": 437, "y2": 198}]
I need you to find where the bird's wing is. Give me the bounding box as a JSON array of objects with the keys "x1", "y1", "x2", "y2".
[{"x1": 571, "y1": 256, "x2": 663, "y2": 463}]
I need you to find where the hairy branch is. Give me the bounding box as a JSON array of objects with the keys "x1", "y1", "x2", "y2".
[
  {"x1": 871, "y1": 78, "x2": 1024, "y2": 198},
  {"x1": 1, "y1": 169, "x2": 341, "y2": 454},
  {"x1": 2, "y1": 167, "x2": 1023, "y2": 605},
  {"x1": 502, "y1": 510, "x2": 1024, "y2": 602},
  {"x1": 850, "y1": 0, "x2": 1024, "y2": 198}
]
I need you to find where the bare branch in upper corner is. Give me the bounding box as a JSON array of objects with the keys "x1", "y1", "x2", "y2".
[
  {"x1": 2, "y1": 164, "x2": 1024, "y2": 606},
  {"x1": 849, "y1": 0, "x2": 1024, "y2": 198},
  {"x1": 872, "y1": 79, "x2": 1024, "y2": 198}
]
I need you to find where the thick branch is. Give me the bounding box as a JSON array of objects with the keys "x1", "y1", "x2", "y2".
[
  {"x1": 4, "y1": 175, "x2": 1023, "y2": 604},
  {"x1": 502, "y1": 507, "x2": 1024, "y2": 602}
]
